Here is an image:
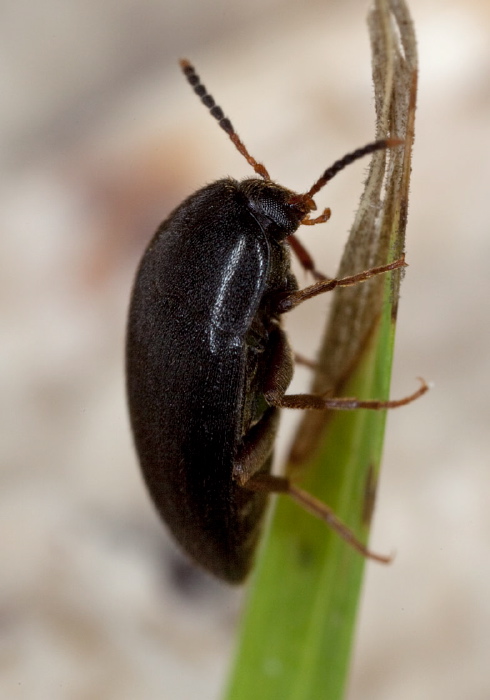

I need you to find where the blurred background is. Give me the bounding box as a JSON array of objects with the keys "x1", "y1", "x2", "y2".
[{"x1": 1, "y1": 0, "x2": 489, "y2": 698}]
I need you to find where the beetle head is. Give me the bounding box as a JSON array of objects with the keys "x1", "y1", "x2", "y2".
[{"x1": 240, "y1": 179, "x2": 315, "y2": 240}]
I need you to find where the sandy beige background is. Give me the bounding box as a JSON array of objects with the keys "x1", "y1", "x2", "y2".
[{"x1": 1, "y1": 0, "x2": 489, "y2": 698}]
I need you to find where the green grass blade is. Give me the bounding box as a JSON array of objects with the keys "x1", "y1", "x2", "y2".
[
  {"x1": 225, "y1": 310, "x2": 396, "y2": 700},
  {"x1": 224, "y1": 2, "x2": 418, "y2": 699}
]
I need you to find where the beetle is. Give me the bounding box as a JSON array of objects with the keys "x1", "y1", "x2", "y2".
[{"x1": 126, "y1": 60, "x2": 427, "y2": 583}]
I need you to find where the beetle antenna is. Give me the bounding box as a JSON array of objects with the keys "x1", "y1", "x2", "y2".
[
  {"x1": 180, "y1": 59, "x2": 270, "y2": 180},
  {"x1": 306, "y1": 138, "x2": 404, "y2": 199}
]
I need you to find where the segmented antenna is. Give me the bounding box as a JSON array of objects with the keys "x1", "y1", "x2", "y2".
[
  {"x1": 180, "y1": 59, "x2": 270, "y2": 180},
  {"x1": 306, "y1": 139, "x2": 403, "y2": 199}
]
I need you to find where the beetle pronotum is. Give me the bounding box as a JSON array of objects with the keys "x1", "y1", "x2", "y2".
[{"x1": 126, "y1": 60, "x2": 427, "y2": 583}]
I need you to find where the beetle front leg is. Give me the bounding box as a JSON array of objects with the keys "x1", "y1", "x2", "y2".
[
  {"x1": 245, "y1": 473, "x2": 391, "y2": 563},
  {"x1": 275, "y1": 257, "x2": 407, "y2": 313},
  {"x1": 287, "y1": 234, "x2": 330, "y2": 281}
]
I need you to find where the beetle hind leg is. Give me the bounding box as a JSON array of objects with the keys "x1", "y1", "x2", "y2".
[
  {"x1": 233, "y1": 409, "x2": 391, "y2": 563},
  {"x1": 246, "y1": 473, "x2": 391, "y2": 563}
]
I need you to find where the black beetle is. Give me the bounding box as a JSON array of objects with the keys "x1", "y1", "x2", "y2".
[{"x1": 126, "y1": 60, "x2": 427, "y2": 583}]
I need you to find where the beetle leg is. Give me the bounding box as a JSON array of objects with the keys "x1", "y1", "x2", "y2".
[
  {"x1": 246, "y1": 473, "x2": 391, "y2": 563},
  {"x1": 269, "y1": 377, "x2": 429, "y2": 411},
  {"x1": 233, "y1": 408, "x2": 279, "y2": 487},
  {"x1": 274, "y1": 257, "x2": 407, "y2": 314},
  {"x1": 288, "y1": 234, "x2": 330, "y2": 281},
  {"x1": 262, "y1": 325, "x2": 295, "y2": 404},
  {"x1": 234, "y1": 324, "x2": 303, "y2": 487},
  {"x1": 259, "y1": 325, "x2": 349, "y2": 401},
  {"x1": 293, "y1": 352, "x2": 318, "y2": 370}
]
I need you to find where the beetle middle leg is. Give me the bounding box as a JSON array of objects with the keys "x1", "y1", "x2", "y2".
[{"x1": 274, "y1": 377, "x2": 429, "y2": 411}]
